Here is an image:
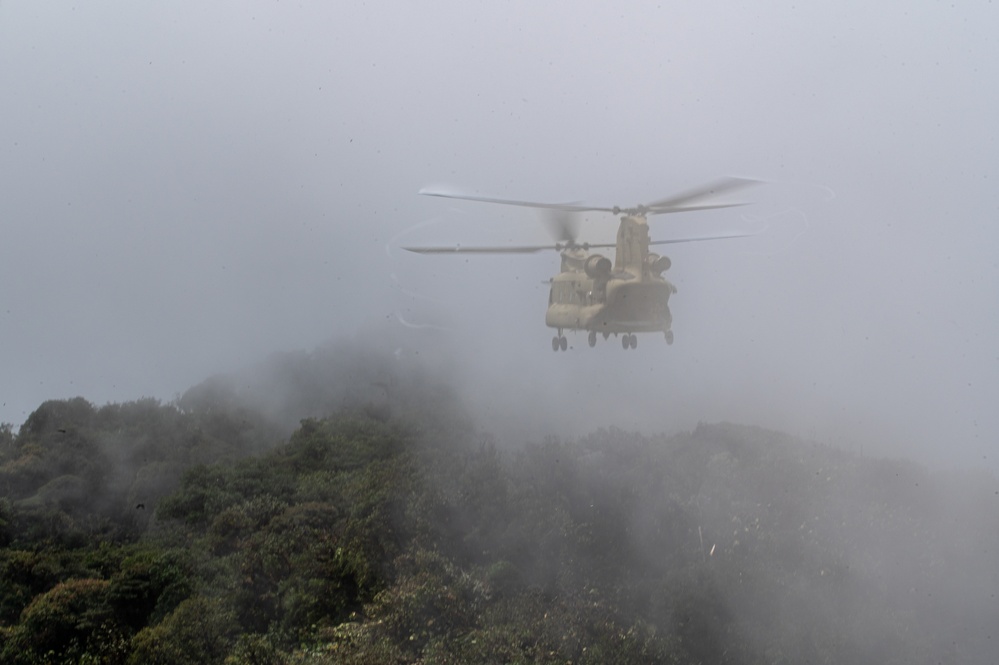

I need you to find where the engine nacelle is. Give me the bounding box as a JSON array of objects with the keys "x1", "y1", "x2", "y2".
[
  {"x1": 645, "y1": 253, "x2": 671, "y2": 275},
  {"x1": 584, "y1": 254, "x2": 612, "y2": 279}
]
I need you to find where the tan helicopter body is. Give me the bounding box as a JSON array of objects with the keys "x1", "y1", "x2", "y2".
[
  {"x1": 406, "y1": 177, "x2": 757, "y2": 351},
  {"x1": 545, "y1": 216, "x2": 676, "y2": 350}
]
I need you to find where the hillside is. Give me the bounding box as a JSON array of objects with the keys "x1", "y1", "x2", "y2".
[{"x1": 1, "y1": 344, "x2": 996, "y2": 664}]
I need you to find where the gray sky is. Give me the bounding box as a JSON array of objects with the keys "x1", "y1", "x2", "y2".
[{"x1": 1, "y1": 1, "x2": 996, "y2": 468}]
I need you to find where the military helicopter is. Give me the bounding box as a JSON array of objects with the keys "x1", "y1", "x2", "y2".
[{"x1": 404, "y1": 177, "x2": 759, "y2": 351}]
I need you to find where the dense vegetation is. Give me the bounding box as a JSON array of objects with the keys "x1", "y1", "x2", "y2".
[{"x1": 1, "y1": 346, "x2": 996, "y2": 663}]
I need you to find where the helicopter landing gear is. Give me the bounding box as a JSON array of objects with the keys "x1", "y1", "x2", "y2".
[
  {"x1": 588, "y1": 330, "x2": 597, "y2": 347},
  {"x1": 551, "y1": 335, "x2": 568, "y2": 352},
  {"x1": 621, "y1": 334, "x2": 638, "y2": 350},
  {"x1": 665, "y1": 330, "x2": 674, "y2": 345}
]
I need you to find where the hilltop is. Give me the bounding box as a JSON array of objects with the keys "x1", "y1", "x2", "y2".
[{"x1": 1, "y1": 341, "x2": 996, "y2": 664}]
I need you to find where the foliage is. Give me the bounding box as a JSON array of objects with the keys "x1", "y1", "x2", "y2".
[
  {"x1": 1, "y1": 577, "x2": 129, "y2": 665},
  {"x1": 128, "y1": 595, "x2": 239, "y2": 665},
  {"x1": 1, "y1": 367, "x2": 997, "y2": 664},
  {"x1": 107, "y1": 548, "x2": 193, "y2": 628}
]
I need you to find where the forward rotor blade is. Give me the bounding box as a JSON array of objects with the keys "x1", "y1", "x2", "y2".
[
  {"x1": 646, "y1": 177, "x2": 761, "y2": 213},
  {"x1": 420, "y1": 189, "x2": 614, "y2": 213},
  {"x1": 402, "y1": 244, "x2": 554, "y2": 254},
  {"x1": 648, "y1": 231, "x2": 757, "y2": 246},
  {"x1": 543, "y1": 209, "x2": 581, "y2": 245},
  {"x1": 403, "y1": 232, "x2": 753, "y2": 254}
]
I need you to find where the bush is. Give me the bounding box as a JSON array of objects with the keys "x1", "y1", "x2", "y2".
[
  {"x1": 128, "y1": 595, "x2": 238, "y2": 665},
  {"x1": 2, "y1": 578, "x2": 128, "y2": 665}
]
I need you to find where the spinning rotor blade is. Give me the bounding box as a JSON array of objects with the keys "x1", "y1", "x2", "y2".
[
  {"x1": 648, "y1": 231, "x2": 757, "y2": 246},
  {"x1": 420, "y1": 188, "x2": 615, "y2": 213},
  {"x1": 646, "y1": 177, "x2": 760, "y2": 215},
  {"x1": 403, "y1": 244, "x2": 554, "y2": 255},
  {"x1": 648, "y1": 200, "x2": 750, "y2": 215},
  {"x1": 543, "y1": 208, "x2": 581, "y2": 245},
  {"x1": 421, "y1": 177, "x2": 761, "y2": 218},
  {"x1": 402, "y1": 232, "x2": 750, "y2": 254}
]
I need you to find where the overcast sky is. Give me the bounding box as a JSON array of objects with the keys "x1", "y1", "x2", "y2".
[{"x1": 1, "y1": 1, "x2": 996, "y2": 468}]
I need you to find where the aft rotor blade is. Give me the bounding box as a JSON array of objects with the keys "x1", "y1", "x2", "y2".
[
  {"x1": 402, "y1": 244, "x2": 554, "y2": 254},
  {"x1": 648, "y1": 231, "x2": 757, "y2": 246},
  {"x1": 419, "y1": 189, "x2": 614, "y2": 213},
  {"x1": 646, "y1": 177, "x2": 761, "y2": 213},
  {"x1": 647, "y1": 201, "x2": 751, "y2": 215}
]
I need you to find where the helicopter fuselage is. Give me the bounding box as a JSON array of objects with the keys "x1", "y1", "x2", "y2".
[
  {"x1": 546, "y1": 267, "x2": 676, "y2": 335},
  {"x1": 545, "y1": 215, "x2": 677, "y2": 338}
]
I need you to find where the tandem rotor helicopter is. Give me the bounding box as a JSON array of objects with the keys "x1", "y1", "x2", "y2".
[{"x1": 404, "y1": 177, "x2": 760, "y2": 351}]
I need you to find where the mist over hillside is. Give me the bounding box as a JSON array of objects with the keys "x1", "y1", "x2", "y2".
[
  {"x1": 175, "y1": 330, "x2": 465, "y2": 437},
  {"x1": 1, "y1": 337, "x2": 997, "y2": 664}
]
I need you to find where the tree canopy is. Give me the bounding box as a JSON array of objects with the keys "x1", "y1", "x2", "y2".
[{"x1": 1, "y1": 352, "x2": 996, "y2": 664}]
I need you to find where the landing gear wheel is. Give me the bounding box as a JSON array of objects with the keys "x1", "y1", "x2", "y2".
[
  {"x1": 665, "y1": 330, "x2": 674, "y2": 345},
  {"x1": 559, "y1": 336, "x2": 568, "y2": 351},
  {"x1": 588, "y1": 331, "x2": 597, "y2": 347},
  {"x1": 622, "y1": 335, "x2": 630, "y2": 350},
  {"x1": 552, "y1": 336, "x2": 560, "y2": 352},
  {"x1": 629, "y1": 334, "x2": 638, "y2": 349}
]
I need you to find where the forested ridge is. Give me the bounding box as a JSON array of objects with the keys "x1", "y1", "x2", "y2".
[{"x1": 1, "y1": 343, "x2": 996, "y2": 664}]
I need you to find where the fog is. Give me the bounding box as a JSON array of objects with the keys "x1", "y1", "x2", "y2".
[{"x1": 1, "y1": 2, "x2": 997, "y2": 469}]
